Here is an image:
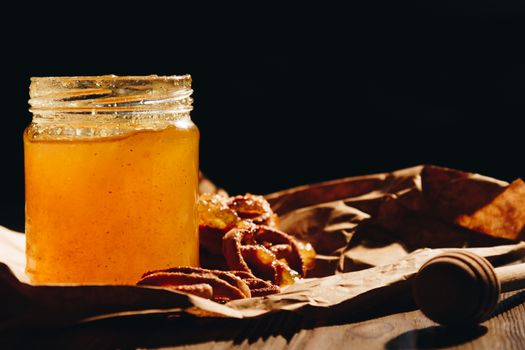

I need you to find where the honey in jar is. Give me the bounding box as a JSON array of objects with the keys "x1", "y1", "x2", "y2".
[{"x1": 24, "y1": 75, "x2": 199, "y2": 284}]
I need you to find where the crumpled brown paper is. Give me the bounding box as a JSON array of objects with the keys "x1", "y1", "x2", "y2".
[
  {"x1": 1, "y1": 165, "x2": 525, "y2": 330},
  {"x1": 268, "y1": 165, "x2": 522, "y2": 276}
]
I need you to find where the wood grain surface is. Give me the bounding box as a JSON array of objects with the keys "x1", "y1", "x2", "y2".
[{"x1": 2, "y1": 290, "x2": 525, "y2": 350}]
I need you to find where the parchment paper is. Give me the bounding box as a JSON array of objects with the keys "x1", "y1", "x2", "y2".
[{"x1": 1, "y1": 165, "x2": 525, "y2": 330}]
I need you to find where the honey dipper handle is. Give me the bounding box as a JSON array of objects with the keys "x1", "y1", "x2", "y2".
[{"x1": 496, "y1": 263, "x2": 525, "y2": 293}]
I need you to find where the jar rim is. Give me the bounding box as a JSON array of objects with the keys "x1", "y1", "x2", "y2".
[
  {"x1": 29, "y1": 74, "x2": 193, "y2": 115},
  {"x1": 30, "y1": 74, "x2": 191, "y2": 83}
]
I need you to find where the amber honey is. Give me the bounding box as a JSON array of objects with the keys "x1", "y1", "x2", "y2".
[{"x1": 25, "y1": 75, "x2": 199, "y2": 284}]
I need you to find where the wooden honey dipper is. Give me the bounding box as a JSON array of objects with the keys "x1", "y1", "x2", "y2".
[{"x1": 412, "y1": 250, "x2": 525, "y2": 327}]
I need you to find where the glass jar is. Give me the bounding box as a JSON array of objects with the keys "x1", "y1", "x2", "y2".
[{"x1": 24, "y1": 75, "x2": 200, "y2": 284}]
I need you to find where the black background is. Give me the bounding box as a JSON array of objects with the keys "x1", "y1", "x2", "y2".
[{"x1": 1, "y1": 1, "x2": 524, "y2": 232}]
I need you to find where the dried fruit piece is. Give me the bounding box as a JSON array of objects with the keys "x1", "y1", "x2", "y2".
[
  {"x1": 198, "y1": 193, "x2": 278, "y2": 259},
  {"x1": 296, "y1": 241, "x2": 316, "y2": 272},
  {"x1": 172, "y1": 284, "x2": 213, "y2": 299},
  {"x1": 198, "y1": 193, "x2": 240, "y2": 231},
  {"x1": 228, "y1": 193, "x2": 277, "y2": 226},
  {"x1": 198, "y1": 193, "x2": 240, "y2": 256},
  {"x1": 137, "y1": 271, "x2": 248, "y2": 302},
  {"x1": 222, "y1": 225, "x2": 307, "y2": 286},
  {"x1": 137, "y1": 266, "x2": 279, "y2": 303},
  {"x1": 231, "y1": 271, "x2": 280, "y2": 297},
  {"x1": 197, "y1": 192, "x2": 316, "y2": 286}
]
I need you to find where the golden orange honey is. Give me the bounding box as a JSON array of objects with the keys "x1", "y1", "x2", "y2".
[{"x1": 25, "y1": 75, "x2": 199, "y2": 284}]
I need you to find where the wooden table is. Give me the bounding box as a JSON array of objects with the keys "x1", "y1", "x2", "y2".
[{"x1": 2, "y1": 290, "x2": 525, "y2": 349}]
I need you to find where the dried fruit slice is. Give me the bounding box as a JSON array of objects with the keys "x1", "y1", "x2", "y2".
[
  {"x1": 198, "y1": 193, "x2": 279, "y2": 260},
  {"x1": 137, "y1": 271, "x2": 248, "y2": 302},
  {"x1": 223, "y1": 225, "x2": 306, "y2": 286},
  {"x1": 198, "y1": 193, "x2": 240, "y2": 256},
  {"x1": 173, "y1": 283, "x2": 213, "y2": 299},
  {"x1": 296, "y1": 241, "x2": 316, "y2": 272},
  {"x1": 198, "y1": 193, "x2": 240, "y2": 231},
  {"x1": 137, "y1": 266, "x2": 279, "y2": 302},
  {"x1": 142, "y1": 266, "x2": 251, "y2": 299},
  {"x1": 231, "y1": 271, "x2": 281, "y2": 297},
  {"x1": 228, "y1": 193, "x2": 276, "y2": 226}
]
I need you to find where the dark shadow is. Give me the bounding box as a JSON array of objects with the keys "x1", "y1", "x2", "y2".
[
  {"x1": 0, "y1": 276, "x2": 421, "y2": 349},
  {"x1": 0, "y1": 311, "x2": 306, "y2": 350},
  {"x1": 0, "y1": 294, "x2": 418, "y2": 350},
  {"x1": 486, "y1": 247, "x2": 525, "y2": 267},
  {"x1": 384, "y1": 290, "x2": 525, "y2": 350},
  {"x1": 385, "y1": 325, "x2": 487, "y2": 349},
  {"x1": 488, "y1": 290, "x2": 525, "y2": 319}
]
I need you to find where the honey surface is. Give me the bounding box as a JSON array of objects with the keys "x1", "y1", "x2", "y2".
[{"x1": 24, "y1": 123, "x2": 199, "y2": 284}]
